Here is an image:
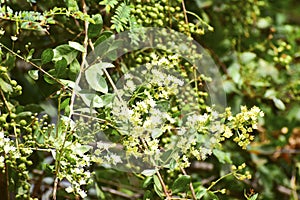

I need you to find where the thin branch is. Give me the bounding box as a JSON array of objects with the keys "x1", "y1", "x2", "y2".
[
  {"x1": 156, "y1": 170, "x2": 172, "y2": 200},
  {"x1": 53, "y1": 0, "x2": 89, "y2": 199},
  {"x1": 181, "y1": 0, "x2": 188, "y2": 24},
  {"x1": 180, "y1": 167, "x2": 196, "y2": 200},
  {"x1": 0, "y1": 43, "x2": 65, "y2": 87},
  {"x1": 68, "y1": 0, "x2": 89, "y2": 123},
  {"x1": 0, "y1": 89, "x2": 11, "y2": 114}
]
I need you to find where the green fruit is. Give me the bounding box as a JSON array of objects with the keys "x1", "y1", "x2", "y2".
[
  {"x1": 0, "y1": 116, "x2": 6, "y2": 123},
  {"x1": 15, "y1": 85, "x2": 22, "y2": 91},
  {"x1": 0, "y1": 66, "x2": 7, "y2": 72},
  {"x1": 20, "y1": 119, "x2": 27, "y2": 126},
  {"x1": 27, "y1": 160, "x2": 33, "y2": 166},
  {"x1": 10, "y1": 80, "x2": 17, "y2": 86},
  {"x1": 10, "y1": 113, "x2": 17, "y2": 119}
]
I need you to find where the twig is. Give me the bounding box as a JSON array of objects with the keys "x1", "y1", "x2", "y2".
[
  {"x1": 156, "y1": 170, "x2": 172, "y2": 200},
  {"x1": 53, "y1": 0, "x2": 89, "y2": 199},
  {"x1": 180, "y1": 167, "x2": 196, "y2": 200},
  {"x1": 68, "y1": 0, "x2": 89, "y2": 123},
  {"x1": 181, "y1": 0, "x2": 188, "y2": 24},
  {"x1": 0, "y1": 89, "x2": 11, "y2": 114},
  {"x1": 0, "y1": 43, "x2": 65, "y2": 87}
]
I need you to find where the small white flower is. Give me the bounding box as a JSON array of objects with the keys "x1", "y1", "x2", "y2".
[
  {"x1": 4, "y1": 144, "x2": 15, "y2": 154},
  {"x1": 110, "y1": 153, "x2": 122, "y2": 165},
  {"x1": 0, "y1": 156, "x2": 4, "y2": 168},
  {"x1": 65, "y1": 186, "x2": 73, "y2": 193},
  {"x1": 78, "y1": 189, "x2": 87, "y2": 198},
  {"x1": 124, "y1": 73, "x2": 132, "y2": 80},
  {"x1": 97, "y1": 141, "x2": 113, "y2": 151}
]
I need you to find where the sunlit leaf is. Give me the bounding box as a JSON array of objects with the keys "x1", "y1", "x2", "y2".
[
  {"x1": 68, "y1": 41, "x2": 86, "y2": 53},
  {"x1": 28, "y1": 70, "x2": 39, "y2": 80},
  {"x1": 0, "y1": 78, "x2": 13, "y2": 92}
]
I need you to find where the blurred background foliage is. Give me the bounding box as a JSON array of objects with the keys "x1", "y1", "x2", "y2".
[{"x1": 1, "y1": 0, "x2": 300, "y2": 199}]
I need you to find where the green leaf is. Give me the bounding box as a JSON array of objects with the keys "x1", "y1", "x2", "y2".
[
  {"x1": 153, "y1": 175, "x2": 164, "y2": 198},
  {"x1": 69, "y1": 59, "x2": 80, "y2": 80},
  {"x1": 53, "y1": 44, "x2": 78, "y2": 65},
  {"x1": 272, "y1": 97, "x2": 286, "y2": 110},
  {"x1": 196, "y1": 187, "x2": 207, "y2": 199},
  {"x1": 85, "y1": 63, "x2": 112, "y2": 93},
  {"x1": 88, "y1": 14, "x2": 103, "y2": 38},
  {"x1": 74, "y1": 144, "x2": 92, "y2": 156},
  {"x1": 78, "y1": 92, "x2": 107, "y2": 108},
  {"x1": 94, "y1": 31, "x2": 113, "y2": 47},
  {"x1": 264, "y1": 89, "x2": 276, "y2": 99},
  {"x1": 55, "y1": 58, "x2": 68, "y2": 77},
  {"x1": 91, "y1": 62, "x2": 115, "y2": 70},
  {"x1": 78, "y1": 92, "x2": 97, "y2": 108},
  {"x1": 92, "y1": 95, "x2": 105, "y2": 108},
  {"x1": 160, "y1": 149, "x2": 174, "y2": 164},
  {"x1": 142, "y1": 176, "x2": 153, "y2": 188},
  {"x1": 151, "y1": 128, "x2": 164, "y2": 139},
  {"x1": 28, "y1": 70, "x2": 39, "y2": 80},
  {"x1": 59, "y1": 79, "x2": 76, "y2": 89},
  {"x1": 95, "y1": 184, "x2": 105, "y2": 199},
  {"x1": 41, "y1": 48, "x2": 54, "y2": 64},
  {"x1": 0, "y1": 78, "x2": 13, "y2": 93},
  {"x1": 44, "y1": 69, "x2": 57, "y2": 84},
  {"x1": 60, "y1": 98, "x2": 70, "y2": 111},
  {"x1": 153, "y1": 175, "x2": 162, "y2": 191},
  {"x1": 171, "y1": 175, "x2": 191, "y2": 194},
  {"x1": 100, "y1": 93, "x2": 115, "y2": 106},
  {"x1": 16, "y1": 111, "x2": 32, "y2": 118},
  {"x1": 248, "y1": 193, "x2": 258, "y2": 200},
  {"x1": 228, "y1": 63, "x2": 241, "y2": 86},
  {"x1": 143, "y1": 190, "x2": 153, "y2": 200},
  {"x1": 213, "y1": 149, "x2": 232, "y2": 164},
  {"x1": 240, "y1": 52, "x2": 256, "y2": 64},
  {"x1": 257, "y1": 17, "x2": 271, "y2": 29},
  {"x1": 223, "y1": 80, "x2": 240, "y2": 94},
  {"x1": 26, "y1": 48, "x2": 35, "y2": 61},
  {"x1": 142, "y1": 169, "x2": 157, "y2": 177},
  {"x1": 68, "y1": 41, "x2": 86, "y2": 53},
  {"x1": 66, "y1": 0, "x2": 79, "y2": 11},
  {"x1": 206, "y1": 191, "x2": 219, "y2": 199}
]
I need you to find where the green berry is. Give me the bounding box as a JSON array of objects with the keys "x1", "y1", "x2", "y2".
[
  {"x1": 15, "y1": 85, "x2": 22, "y2": 91},
  {"x1": 20, "y1": 119, "x2": 27, "y2": 126},
  {"x1": 0, "y1": 66, "x2": 7, "y2": 72},
  {"x1": 10, "y1": 80, "x2": 17, "y2": 86},
  {"x1": 0, "y1": 116, "x2": 6, "y2": 123},
  {"x1": 10, "y1": 113, "x2": 17, "y2": 119}
]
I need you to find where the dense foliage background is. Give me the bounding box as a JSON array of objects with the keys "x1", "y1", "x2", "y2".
[{"x1": 0, "y1": 0, "x2": 300, "y2": 199}]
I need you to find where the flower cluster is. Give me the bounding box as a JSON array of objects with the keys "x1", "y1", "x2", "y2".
[
  {"x1": 225, "y1": 106, "x2": 264, "y2": 149},
  {"x1": 231, "y1": 163, "x2": 252, "y2": 180},
  {"x1": 109, "y1": 53, "x2": 264, "y2": 172},
  {"x1": 57, "y1": 141, "x2": 94, "y2": 198}
]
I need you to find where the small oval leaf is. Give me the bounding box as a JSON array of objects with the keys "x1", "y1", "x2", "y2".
[
  {"x1": 41, "y1": 48, "x2": 54, "y2": 64},
  {"x1": 68, "y1": 41, "x2": 86, "y2": 52}
]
